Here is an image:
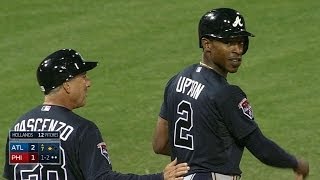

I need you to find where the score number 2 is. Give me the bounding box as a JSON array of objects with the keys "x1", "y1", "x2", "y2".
[{"x1": 174, "y1": 100, "x2": 194, "y2": 150}]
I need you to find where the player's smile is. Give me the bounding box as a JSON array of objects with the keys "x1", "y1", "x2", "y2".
[{"x1": 229, "y1": 57, "x2": 242, "y2": 67}]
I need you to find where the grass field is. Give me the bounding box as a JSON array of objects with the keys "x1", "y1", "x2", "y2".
[{"x1": 1, "y1": 0, "x2": 319, "y2": 179}]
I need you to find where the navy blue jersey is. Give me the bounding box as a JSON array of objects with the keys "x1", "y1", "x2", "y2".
[
  {"x1": 4, "y1": 105, "x2": 162, "y2": 180},
  {"x1": 159, "y1": 64, "x2": 258, "y2": 175}
]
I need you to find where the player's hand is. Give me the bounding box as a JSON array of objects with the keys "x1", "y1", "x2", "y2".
[
  {"x1": 294, "y1": 173, "x2": 303, "y2": 180},
  {"x1": 163, "y1": 158, "x2": 189, "y2": 180},
  {"x1": 293, "y1": 158, "x2": 309, "y2": 179}
]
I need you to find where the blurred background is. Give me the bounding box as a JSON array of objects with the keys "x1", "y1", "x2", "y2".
[{"x1": 0, "y1": 0, "x2": 319, "y2": 179}]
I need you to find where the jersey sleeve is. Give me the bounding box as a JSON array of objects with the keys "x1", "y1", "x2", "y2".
[
  {"x1": 215, "y1": 85, "x2": 258, "y2": 141},
  {"x1": 244, "y1": 128, "x2": 297, "y2": 168},
  {"x1": 78, "y1": 124, "x2": 163, "y2": 180},
  {"x1": 159, "y1": 75, "x2": 178, "y2": 121},
  {"x1": 77, "y1": 125, "x2": 112, "y2": 179},
  {"x1": 159, "y1": 101, "x2": 167, "y2": 120}
]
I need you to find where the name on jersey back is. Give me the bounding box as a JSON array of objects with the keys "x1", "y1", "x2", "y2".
[
  {"x1": 176, "y1": 76, "x2": 205, "y2": 100},
  {"x1": 13, "y1": 118, "x2": 74, "y2": 141}
]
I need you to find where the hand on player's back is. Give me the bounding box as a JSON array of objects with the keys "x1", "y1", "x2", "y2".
[{"x1": 163, "y1": 158, "x2": 189, "y2": 180}]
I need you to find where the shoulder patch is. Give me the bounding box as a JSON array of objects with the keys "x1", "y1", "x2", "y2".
[
  {"x1": 238, "y1": 98, "x2": 254, "y2": 119},
  {"x1": 97, "y1": 142, "x2": 111, "y2": 164}
]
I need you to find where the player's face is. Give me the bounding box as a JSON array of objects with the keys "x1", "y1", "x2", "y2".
[
  {"x1": 206, "y1": 37, "x2": 245, "y2": 76},
  {"x1": 67, "y1": 72, "x2": 91, "y2": 109}
]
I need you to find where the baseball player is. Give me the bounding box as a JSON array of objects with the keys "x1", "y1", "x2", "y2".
[
  {"x1": 3, "y1": 49, "x2": 189, "y2": 180},
  {"x1": 152, "y1": 8, "x2": 309, "y2": 179}
]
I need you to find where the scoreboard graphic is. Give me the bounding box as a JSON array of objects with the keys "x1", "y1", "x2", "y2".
[{"x1": 9, "y1": 131, "x2": 61, "y2": 165}]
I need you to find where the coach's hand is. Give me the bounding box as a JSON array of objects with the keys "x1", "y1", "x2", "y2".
[
  {"x1": 294, "y1": 158, "x2": 309, "y2": 179},
  {"x1": 295, "y1": 173, "x2": 303, "y2": 180},
  {"x1": 163, "y1": 158, "x2": 189, "y2": 180}
]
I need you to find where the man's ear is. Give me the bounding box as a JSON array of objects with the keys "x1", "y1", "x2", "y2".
[
  {"x1": 62, "y1": 82, "x2": 71, "y2": 94},
  {"x1": 201, "y1": 37, "x2": 211, "y2": 50}
]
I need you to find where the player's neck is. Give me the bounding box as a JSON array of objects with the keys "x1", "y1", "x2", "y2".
[
  {"x1": 200, "y1": 60, "x2": 228, "y2": 78},
  {"x1": 43, "y1": 93, "x2": 74, "y2": 110}
]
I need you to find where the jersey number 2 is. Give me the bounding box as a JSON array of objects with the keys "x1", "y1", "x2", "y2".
[{"x1": 174, "y1": 100, "x2": 194, "y2": 150}]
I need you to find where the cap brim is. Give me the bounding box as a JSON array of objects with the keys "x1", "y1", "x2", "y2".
[
  {"x1": 82, "y1": 61, "x2": 98, "y2": 72},
  {"x1": 232, "y1": 30, "x2": 255, "y2": 37}
]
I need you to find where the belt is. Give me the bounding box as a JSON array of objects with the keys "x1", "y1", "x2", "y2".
[
  {"x1": 184, "y1": 173, "x2": 241, "y2": 180},
  {"x1": 211, "y1": 173, "x2": 241, "y2": 180}
]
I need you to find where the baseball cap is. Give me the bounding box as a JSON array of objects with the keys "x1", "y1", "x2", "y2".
[{"x1": 37, "y1": 48, "x2": 98, "y2": 94}]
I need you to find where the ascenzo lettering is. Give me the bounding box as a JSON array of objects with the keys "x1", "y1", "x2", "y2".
[
  {"x1": 176, "y1": 76, "x2": 205, "y2": 100},
  {"x1": 13, "y1": 118, "x2": 74, "y2": 141}
]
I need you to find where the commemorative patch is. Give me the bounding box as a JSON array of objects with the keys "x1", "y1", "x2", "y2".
[
  {"x1": 238, "y1": 98, "x2": 254, "y2": 119},
  {"x1": 97, "y1": 142, "x2": 111, "y2": 164}
]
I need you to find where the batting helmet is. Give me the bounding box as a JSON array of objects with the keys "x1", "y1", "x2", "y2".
[
  {"x1": 198, "y1": 8, "x2": 254, "y2": 54},
  {"x1": 37, "y1": 48, "x2": 98, "y2": 94}
]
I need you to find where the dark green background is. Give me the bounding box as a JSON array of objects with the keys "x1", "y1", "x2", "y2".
[{"x1": 1, "y1": 0, "x2": 319, "y2": 179}]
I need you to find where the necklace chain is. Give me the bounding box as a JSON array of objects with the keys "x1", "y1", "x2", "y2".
[{"x1": 199, "y1": 62, "x2": 214, "y2": 70}]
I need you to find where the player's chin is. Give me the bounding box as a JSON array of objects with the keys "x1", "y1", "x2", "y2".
[
  {"x1": 76, "y1": 99, "x2": 87, "y2": 108},
  {"x1": 228, "y1": 67, "x2": 239, "y2": 73},
  {"x1": 81, "y1": 99, "x2": 87, "y2": 107},
  {"x1": 227, "y1": 64, "x2": 241, "y2": 73}
]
